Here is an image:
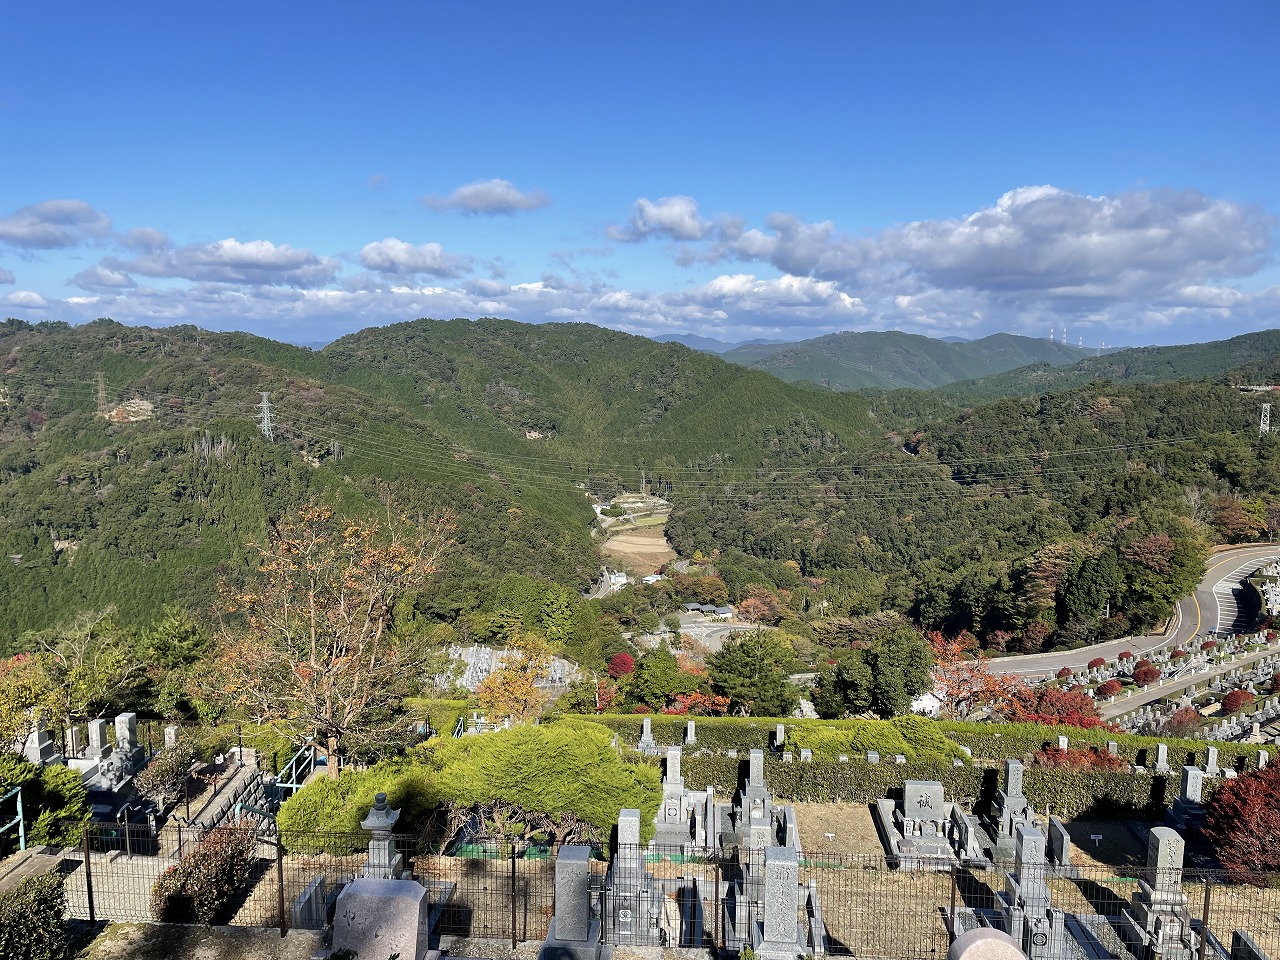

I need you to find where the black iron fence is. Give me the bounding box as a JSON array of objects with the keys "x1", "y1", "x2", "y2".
[{"x1": 46, "y1": 826, "x2": 1280, "y2": 958}]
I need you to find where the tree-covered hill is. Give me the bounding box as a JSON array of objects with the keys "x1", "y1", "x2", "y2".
[
  {"x1": 937, "y1": 329, "x2": 1280, "y2": 403},
  {"x1": 0, "y1": 317, "x2": 875, "y2": 638},
  {"x1": 4, "y1": 314, "x2": 1280, "y2": 667},
  {"x1": 718, "y1": 330, "x2": 1089, "y2": 391}
]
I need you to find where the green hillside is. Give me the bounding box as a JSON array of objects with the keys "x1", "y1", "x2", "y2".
[
  {"x1": 0, "y1": 317, "x2": 875, "y2": 637},
  {"x1": 720, "y1": 330, "x2": 1089, "y2": 390},
  {"x1": 939, "y1": 329, "x2": 1280, "y2": 403}
]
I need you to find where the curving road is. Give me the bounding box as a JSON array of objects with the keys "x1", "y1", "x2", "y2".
[{"x1": 989, "y1": 544, "x2": 1280, "y2": 678}]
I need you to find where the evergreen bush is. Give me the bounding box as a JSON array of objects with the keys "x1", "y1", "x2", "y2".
[
  {"x1": 0, "y1": 872, "x2": 69, "y2": 960},
  {"x1": 277, "y1": 760, "x2": 440, "y2": 852}
]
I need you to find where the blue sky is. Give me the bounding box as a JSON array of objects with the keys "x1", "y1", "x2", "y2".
[{"x1": 2, "y1": 1, "x2": 1277, "y2": 348}]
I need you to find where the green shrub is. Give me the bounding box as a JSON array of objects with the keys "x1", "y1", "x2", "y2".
[
  {"x1": 0, "y1": 871, "x2": 69, "y2": 960},
  {"x1": 278, "y1": 759, "x2": 440, "y2": 852},
  {"x1": 0, "y1": 755, "x2": 88, "y2": 852},
  {"x1": 426, "y1": 719, "x2": 662, "y2": 843},
  {"x1": 151, "y1": 821, "x2": 260, "y2": 922}
]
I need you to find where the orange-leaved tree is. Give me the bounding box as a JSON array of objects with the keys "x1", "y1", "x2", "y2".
[
  {"x1": 213, "y1": 505, "x2": 451, "y2": 777},
  {"x1": 929, "y1": 631, "x2": 1026, "y2": 719}
]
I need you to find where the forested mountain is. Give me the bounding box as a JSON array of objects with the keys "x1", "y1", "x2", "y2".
[
  {"x1": 0, "y1": 317, "x2": 871, "y2": 639},
  {"x1": 718, "y1": 330, "x2": 1089, "y2": 390},
  {"x1": 3, "y1": 314, "x2": 1280, "y2": 674},
  {"x1": 938, "y1": 329, "x2": 1280, "y2": 403}
]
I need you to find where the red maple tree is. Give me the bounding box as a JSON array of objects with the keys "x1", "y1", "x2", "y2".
[{"x1": 1203, "y1": 765, "x2": 1280, "y2": 882}]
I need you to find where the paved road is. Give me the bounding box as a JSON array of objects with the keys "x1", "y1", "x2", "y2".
[{"x1": 990, "y1": 544, "x2": 1280, "y2": 678}]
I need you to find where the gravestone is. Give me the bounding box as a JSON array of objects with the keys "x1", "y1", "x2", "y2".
[
  {"x1": 799, "y1": 748, "x2": 812, "y2": 762},
  {"x1": 1155, "y1": 743, "x2": 1170, "y2": 774},
  {"x1": 1047, "y1": 817, "x2": 1075, "y2": 876},
  {"x1": 553, "y1": 845, "x2": 593, "y2": 942},
  {"x1": 83, "y1": 718, "x2": 107, "y2": 758},
  {"x1": 751, "y1": 846, "x2": 801, "y2": 960},
  {"x1": 164, "y1": 725, "x2": 179, "y2": 749},
  {"x1": 114, "y1": 712, "x2": 144, "y2": 772},
  {"x1": 1260, "y1": 750, "x2": 1270, "y2": 770},
  {"x1": 1120, "y1": 827, "x2": 1197, "y2": 960},
  {"x1": 637, "y1": 717, "x2": 656, "y2": 753},
  {"x1": 66, "y1": 726, "x2": 82, "y2": 757},
  {"x1": 332, "y1": 878, "x2": 427, "y2": 960},
  {"x1": 22, "y1": 714, "x2": 62, "y2": 767},
  {"x1": 685, "y1": 719, "x2": 696, "y2": 744},
  {"x1": 774, "y1": 723, "x2": 785, "y2": 748},
  {"x1": 866, "y1": 751, "x2": 879, "y2": 764},
  {"x1": 1206, "y1": 746, "x2": 1221, "y2": 776}
]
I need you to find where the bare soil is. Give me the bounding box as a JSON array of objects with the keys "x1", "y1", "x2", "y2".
[
  {"x1": 77, "y1": 923, "x2": 324, "y2": 960},
  {"x1": 601, "y1": 527, "x2": 676, "y2": 575}
]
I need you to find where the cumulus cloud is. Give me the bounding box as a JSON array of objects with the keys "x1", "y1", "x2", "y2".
[
  {"x1": 884, "y1": 186, "x2": 1273, "y2": 300},
  {"x1": 609, "y1": 196, "x2": 718, "y2": 242},
  {"x1": 3, "y1": 290, "x2": 48, "y2": 309},
  {"x1": 71, "y1": 265, "x2": 136, "y2": 291},
  {"x1": 0, "y1": 200, "x2": 112, "y2": 248},
  {"x1": 109, "y1": 238, "x2": 339, "y2": 287},
  {"x1": 359, "y1": 238, "x2": 474, "y2": 278},
  {"x1": 422, "y1": 179, "x2": 549, "y2": 216},
  {"x1": 0, "y1": 267, "x2": 14, "y2": 284}
]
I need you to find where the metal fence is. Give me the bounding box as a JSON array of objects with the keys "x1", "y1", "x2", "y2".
[{"x1": 47, "y1": 826, "x2": 1280, "y2": 958}]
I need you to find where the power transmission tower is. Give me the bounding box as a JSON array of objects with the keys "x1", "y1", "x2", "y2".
[
  {"x1": 1261, "y1": 403, "x2": 1271, "y2": 437},
  {"x1": 256, "y1": 391, "x2": 275, "y2": 441},
  {"x1": 96, "y1": 372, "x2": 107, "y2": 417}
]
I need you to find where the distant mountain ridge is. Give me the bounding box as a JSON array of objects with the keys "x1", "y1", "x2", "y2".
[
  {"x1": 938, "y1": 329, "x2": 1280, "y2": 402},
  {"x1": 711, "y1": 330, "x2": 1092, "y2": 390}
]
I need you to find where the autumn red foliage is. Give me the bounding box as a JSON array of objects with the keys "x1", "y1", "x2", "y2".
[
  {"x1": 607, "y1": 652, "x2": 635, "y2": 678},
  {"x1": 1056, "y1": 667, "x2": 1072, "y2": 680},
  {"x1": 1032, "y1": 746, "x2": 1127, "y2": 770},
  {"x1": 1096, "y1": 679, "x2": 1123, "y2": 698},
  {"x1": 1087, "y1": 657, "x2": 1106, "y2": 669},
  {"x1": 1163, "y1": 707, "x2": 1201, "y2": 738},
  {"x1": 1132, "y1": 663, "x2": 1161, "y2": 687},
  {"x1": 1203, "y1": 764, "x2": 1280, "y2": 882},
  {"x1": 1118, "y1": 650, "x2": 1134, "y2": 661},
  {"x1": 1005, "y1": 686, "x2": 1106, "y2": 729},
  {"x1": 1223, "y1": 689, "x2": 1255, "y2": 714},
  {"x1": 1201, "y1": 640, "x2": 1219, "y2": 652}
]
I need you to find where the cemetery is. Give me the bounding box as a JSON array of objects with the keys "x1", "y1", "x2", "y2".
[{"x1": 4, "y1": 707, "x2": 1280, "y2": 960}]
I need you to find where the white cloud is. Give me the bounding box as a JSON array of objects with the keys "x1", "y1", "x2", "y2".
[
  {"x1": 359, "y1": 238, "x2": 474, "y2": 278},
  {"x1": 0, "y1": 267, "x2": 14, "y2": 284},
  {"x1": 0, "y1": 200, "x2": 112, "y2": 249},
  {"x1": 609, "y1": 196, "x2": 717, "y2": 242},
  {"x1": 109, "y1": 238, "x2": 339, "y2": 287},
  {"x1": 422, "y1": 179, "x2": 548, "y2": 216},
  {"x1": 3, "y1": 290, "x2": 48, "y2": 308},
  {"x1": 71, "y1": 265, "x2": 136, "y2": 291}
]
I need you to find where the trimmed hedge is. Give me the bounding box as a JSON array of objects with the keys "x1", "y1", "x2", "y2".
[
  {"x1": 577, "y1": 715, "x2": 964, "y2": 762},
  {"x1": 0, "y1": 754, "x2": 88, "y2": 853},
  {"x1": 572, "y1": 714, "x2": 1267, "y2": 773},
  {"x1": 0, "y1": 872, "x2": 69, "y2": 960},
  {"x1": 937, "y1": 721, "x2": 1267, "y2": 772},
  {"x1": 679, "y1": 754, "x2": 1181, "y2": 819}
]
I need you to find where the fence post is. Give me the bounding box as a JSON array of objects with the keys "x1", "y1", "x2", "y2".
[
  {"x1": 713, "y1": 850, "x2": 722, "y2": 949},
  {"x1": 82, "y1": 825, "x2": 96, "y2": 925},
  {"x1": 1199, "y1": 877, "x2": 1212, "y2": 960},
  {"x1": 510, "y1": 843, "x2": 518, "y2": 949},
  {"x1": 949, "y1": 863, "x2": 959, "y2": 942},
  {"x1": 277, "y1": 838, "x2": 286, "y2": 938}
]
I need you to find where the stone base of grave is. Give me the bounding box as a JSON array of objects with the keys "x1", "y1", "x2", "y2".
[
  {"x1": 537, "y1": 918, "x2": 613, "y2": 960},
  {"x1": 331, "y1": 877, "x2": 431, "y2": 960}
]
